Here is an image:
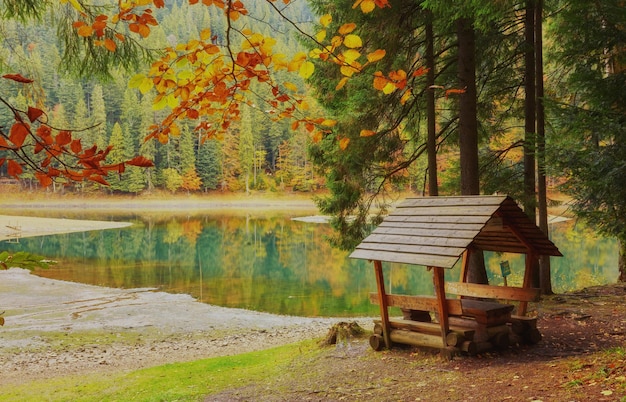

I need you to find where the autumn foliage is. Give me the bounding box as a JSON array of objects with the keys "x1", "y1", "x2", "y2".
[
  {"x1": 0, "y1": 74, "x2": 153, "y2": 187},
  {"x1": 1, "y1": 0, "x2": 433, "y2": 187}
]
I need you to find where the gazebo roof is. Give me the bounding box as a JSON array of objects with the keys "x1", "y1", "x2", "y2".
[{"x1": 350, "y1": 195, "x2": 562, "y2": 269}]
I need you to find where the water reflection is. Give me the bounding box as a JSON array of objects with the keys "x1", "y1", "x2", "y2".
[{"x1": 1, "y1": 213, "x2": 618, "y2": 317}]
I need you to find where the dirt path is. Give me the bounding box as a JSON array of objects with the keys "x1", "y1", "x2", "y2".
[{"x1": 0, "y1": 268, "x2": 366, "y2": 386}]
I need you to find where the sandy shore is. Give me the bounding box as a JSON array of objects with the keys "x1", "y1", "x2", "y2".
[
  {"x1": 0, "y1": 215, "x2": 132, "y2": 242},
  {"x1": 0, "y1": 268, "x2": 364, "y2": 385}
]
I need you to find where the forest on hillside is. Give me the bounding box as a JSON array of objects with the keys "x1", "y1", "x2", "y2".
[{"x1": 0, "y1": 1, "x2": 321, "y2": 194}]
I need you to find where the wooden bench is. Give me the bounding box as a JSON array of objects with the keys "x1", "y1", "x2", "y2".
[{"x1": 368, "y1": 292, "x2": 514, "y2": 326}]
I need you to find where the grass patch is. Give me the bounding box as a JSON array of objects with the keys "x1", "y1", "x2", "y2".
[{"x1": 0, "y1": 339, "x2": 321, "y2": 402}]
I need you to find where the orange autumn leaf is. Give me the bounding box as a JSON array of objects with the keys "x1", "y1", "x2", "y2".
[
  {"x1": 360, "y1": 129, "x2": 376, "y2": 137},
  {"x1": 70, "y1": 139, "x2": 82, "y2": 154},
  {"x1": 27, "y1": 106, "x2": 44, "y2": 122},
  {"x1": 366, "y1": 49, "x2": 386, "y2": 63},
  {"x1": 9, "y1": 122, "x2": 29, "y2": 147},
  {"x1": 445, "y1": 88, "x2": 466, "y2": 98},
  {"x1": 338, "y1": 137, "x2": 350, "y2": 150},
  {"x1": 103, "y1": 39, "x2": 116, "y2": 52},
  {"x1": 338, "y1": 23, "x2": 357, "y2": 35},
  {"x1": 35, "y1": 171, "x2": 53, "y2": 187},
  {"x1": 126, "y1": 155, "x2": 155, "y2": 167},
  {"x1": 3, "y1": 73, "x2": 34, "y2": 84},
  {"x1": 56, "y1": 131, "x2": 72, "y2": 146},
  {"x1": 7, "y1": 159, "x2": 23, "y2": 177}
]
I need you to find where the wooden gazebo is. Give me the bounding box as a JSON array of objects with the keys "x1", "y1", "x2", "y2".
[{"x1": 350, "y1": 195, "x2": 562, "y2": 355}]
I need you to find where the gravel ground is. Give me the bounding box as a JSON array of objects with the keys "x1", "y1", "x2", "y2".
[{"x1": 0, "y1": 268, "x2": 369, "y2": 386}]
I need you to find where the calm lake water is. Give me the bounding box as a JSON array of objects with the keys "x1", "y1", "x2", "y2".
[{"x1": 1, "y1": 211, "x2": 618, "y2": 317}]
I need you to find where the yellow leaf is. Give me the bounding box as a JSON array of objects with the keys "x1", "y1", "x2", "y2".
[
  {"x1": 60, "y1": 0, "x2": 83, "y2": 12},
  {"x1": 338, "y1": 23, "x2": 356, "y2": 35},
  {"x1": 400, "y1": 89, "x2": 412, "y2": 105},
  {"x1": 358, "y1": 0, "x2": 376, "y2": 13},
  {"x1": 344, "y1": 34, "x2": 362, "y2": 49},
  {"x1": 382, "y1": 82, "x2": 396, "y2": 94},
  {"x1": 139, "y1": 78, "x2": 154, "y2": 94},
  {"x1": 366, "y1": 49, "x2": 386, "y2": 63},
  {"x1": 340, "y1": 65, "x2": 357, "y2": 77},
  {"x1": 320, "y1": 14, "x2": 332, "y2": 27},
  {"x1": 200, "y1": 28, "x2": 212, "y2": 41},
  {"x1": 283, "y1": 82, "x2": 299, "y2": 92},
  {"x1": 335, "y1": 77, "x2": 349, "y2": 90},
  {"x1": 299, "y1": 61, "x2": 315, "y2": 79},
  {"x1": 338, "y1": 137, "x2": 350, "y2": 150},
  {"x1": 170, "y1": 123, "x2": 181, "y2": 137},
  {"x1": 342, "y1": 49, "x2": 361, "y2": 63},
  {"x1": 299, "y1": 100, "x2": 310, "y2": 111},
  {"x1": 321, "y1": 119, "x2": 337, "y2": 127},
  {"x1": 309, "y1": 48, "x2": 322, "y2": 59},
  {"x1": 360, "y1": 129, "x2": 376, "y2": 137},
  {"x1": 166, "y1": 94, "x2": 179, "y2": 108},
  {"x1": 315, "y1": 30, "x2": 327, "y2": 42}
]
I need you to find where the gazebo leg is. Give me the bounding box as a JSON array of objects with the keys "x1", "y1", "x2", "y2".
[
  {"x1": 432, "y1": 266, "x2": 450, "y2": 355},
  {"x1": 373, "y1": 260, "x2": 391, "y2": 349}
]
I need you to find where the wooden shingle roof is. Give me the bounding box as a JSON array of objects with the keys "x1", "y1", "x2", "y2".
[{"x1": 349, "y1": 195, "x2": 562, "y2": 268}]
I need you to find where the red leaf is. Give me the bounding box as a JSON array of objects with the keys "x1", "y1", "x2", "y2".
[
  {"x1": 89, "y1": 175, "x2": 110, "y2": 186},
  {"x1": 35, "y1": 172, "x2": 53, "y2": 187},
  {"x1": 7, "y1": 159, "x2": 23, "y2": 177},
  {"x1": 2, "y1": 73, "x2": 34, "y2": 83},
  {"x1": 9, "y1": 122, "x2": 29, "y2": 147},
  {"x1": 126, "y1": 156, "x2": 154, "y2": 167},
  {"x1": 0, "y1": 136, "x2": 9, "y2": 148},
  {"x1": 0, "y1": 158, "x2": 5, "y2": 167},
  {"x1": 27, "y1": 107, "x2": 44, "y2": 122},
  {"x1": 56, "y1": 131, "x2": 72, "y2": 146},
  {"x1": 70, "y1": 139, "x2": 82, "y2": 154}
]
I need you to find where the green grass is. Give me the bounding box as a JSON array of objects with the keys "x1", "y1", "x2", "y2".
[{"x1": 0, "y1": 339, "x2": 322, "y2": 402}]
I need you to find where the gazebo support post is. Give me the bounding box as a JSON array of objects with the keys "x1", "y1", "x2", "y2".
[
  {"x1": 432, "y1": 266, "x2": 450, "y2": 348},
  {"x1": 519, "y1": 252, "x2": 537, "y2": 316},
  {"x1": 374, "y1": 260, "x2": 391, "y2": 349}
]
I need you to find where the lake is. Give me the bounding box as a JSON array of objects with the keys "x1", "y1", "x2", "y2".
[{"x1": 0, "y1": 211, "x2": 618, "y2": 317}]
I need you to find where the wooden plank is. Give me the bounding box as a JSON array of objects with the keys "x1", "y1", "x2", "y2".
[
  {"x1": 445, "y1": 281, "x2": 541, "y2": 302},
  {"x1": 382, "y1": 215, "x2": 491, "y2": 224},
  {"x1": 368, "y1": 292, "x2": 464, "y2": 316},
  {"x1": 372, "y1": 226, "x2": 479, "y2": 240},
  {"x1": 355, "y1": 243, "x2": 466, "y2": 258},
  {"x1": 360, "y1": 234, "x2": 471, "y2": 249},
  {"x1": 349, "y1": 249, "x2": 461, "y2": 268},
  {"x1": 398, "y1": 196, "x2": 507, "y2": 208},
  {"x1": 390, "y1": 205, "x2": 496, "y2": 217},
  {"x1": 377, "y1": 221, "x2": 485, "y2": 231}
]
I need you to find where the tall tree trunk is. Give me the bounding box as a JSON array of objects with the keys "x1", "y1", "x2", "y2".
[
  {"x1": 535, "y1": 0, "x2": 553, "y2": 295},
  {"x1": 457, "y1": 18, "x2": 480, "y2": 196},
  {"x1": 426, "y1": 15, "x2": 438, "y2": 197},
  {"x1": 617, "y1": 239, "x2": 626, "y2": 282},
  {"x1": 457, "y1": 18, "x2": 487, "y2": 284},
  {"x1": 524, "y1": 0, "x2": 540, "y2": 288}
]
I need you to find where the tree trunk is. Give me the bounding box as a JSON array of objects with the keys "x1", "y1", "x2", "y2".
[
  {"x1": 617, "y1": 239, "x2": 626, "y2": 282},
  {"x1": 457, "y1": 18, "x2": 480, "y2": 196},
  {"x1": 457, "y1": 18, "x2": 487, "y2": 284},
  {"x1": 426, "y1": 15, "x2": 438, "y2": 197},
  {"x1": 535, "y1": 0, "x2": 553, "y2": 295},
  {"x1": 524, "y1": 0, "x2": 540, "y2": 289}
]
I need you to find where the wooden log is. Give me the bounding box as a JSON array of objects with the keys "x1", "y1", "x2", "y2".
[
  {"x1": 446, "y1": 332, "x2": 465, "y2": 347},
  {"x1": 375, "y1": 319, "x2": 475, "y2": 340},
  {"x1": 460, "y1": 340, "x2": 478, "y2": 356},
  {"x1": 389, "y1": 329, "x2": 446, "y2": 349},
  {"x1": 369, "y1": 334, "x2": 385, "y2": 351}
]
